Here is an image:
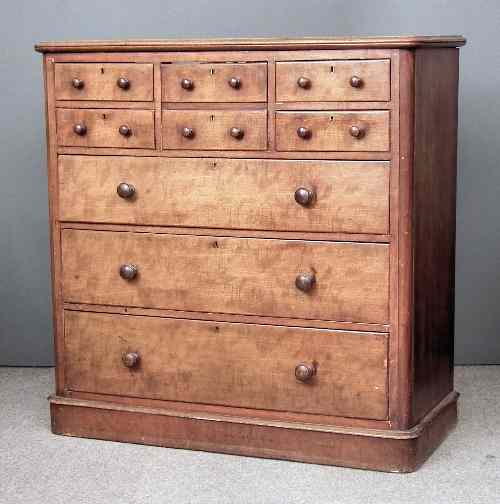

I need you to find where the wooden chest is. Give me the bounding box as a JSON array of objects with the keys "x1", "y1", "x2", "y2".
[{"x1": 36, "y1": 35, "x2": 466, "y2": 472}]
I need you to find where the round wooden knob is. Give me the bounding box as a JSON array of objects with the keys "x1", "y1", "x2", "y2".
[
  {"x1": 295, "y1": 363, "x2": 315, "y2": 382},
  {"x1": 294, "y1": 187, "x2": 315, "y2": 207},
  {"x1": 122, "y1": 352, "x2": 140, "y2": 368},
  {"x1": 117, "y1": 77, "x2": 130, "y2": 90},
  {"x1": 73, "y1": 123, "x2": 87, "y2": 136},
  {"x1": 72, "y1": 78, "x2": 84, "y2": 89},
  {"x1": 228, "y1": 77, "x2": 241, "y2": 89},
  {"x1": 230, "y1": 127, "x2": 244, "y2": 140},
  {"x1": 350, "y1": 75, "x2": 363, "y2": 88},
  {"x1": 349, "y1": 125, "x2": 365, "y2": 139},
  {"x1": 295, "y1": 272, "x2": 316, "y2": 292},
  {"x1": 118, "y1": 125, "x2": 132, "y2": 137},
  {"x1": 297, "y1": 126, "x2": 312, "y2": 139},
  {"x1": 182, "y1": 127, "x2": 195, "y2": 138},
  {"x1": 117, "y1": 182, "x2": 135, "y2": 199},
  {"x1": 297, "y1": 76, "x2": 311, "y2": 89},
  {"x1": 119, "y1": 263, "x2": 138, "y2": 280},
  {"x1": 181, "y1": 78, "x2": 194, "y2": 90}
]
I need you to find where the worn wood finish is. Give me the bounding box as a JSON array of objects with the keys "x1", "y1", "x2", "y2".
[
  {"x1": 162, "y1": 109, "x2": 267, "y2": 150},
  {"x1": 395, "y1": 49, "x2": 415, "y2": 429},
  {"x1": 276, "y1": 111, "x2": 390, "y2": 151},
  {"x1": 65, "y1": 311, "x2": 389, "y2": 419},
  {"x1": 63, "y1": 302, "x2": 389, "y2": 333},
  {"x1": 60, "y1": 222, "x2": 391, "y2": 244},
  {"x1": 55, "y1": 100, "x2": 155, "y2": 110},
  {"x1": 43, "y1": 56, "x2": 66, "y2": 394},
  {"x1": 162, "y1": 63, "x2": 267, "y2": 102},
  {"x1": 68, "y1": 387, "x2": 391, "y2": 430},
  {"x1": 54, "y1": 63, "x2": 153, "y2": 101},
  {"x1": 38, "y1": 37, "x2": 464, "y2": 471},
  {"x1": 57, "y1": 146, "x2": 392, "y2": 161},
  {"x1": 35, "y1": 36, "x2": 466, "y2": 53},
  {"x1": 276, "y1": 60, "x2": 390, "y2": 102},
  {"x1": 58, "y1": 156, "x2": 390, "y2": 234},
  {"x1": 411, "y1": 48, "x2": 459, "y2": 423},
  {"x1": 61, "y1": 229, "x2": 390, "y2": 323},
  {"x1": 43, "y1": 49, "x2": 403, "y2": 65},
  {"x1": 56, "y1": 109, "x2": 155, "y2": 148},
  {"x1": 50, "y1": 391, "x2": 458, "y2": 472}
]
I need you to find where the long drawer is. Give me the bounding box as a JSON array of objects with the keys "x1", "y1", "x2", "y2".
[
  {"x1": 61, "y1": 229, "x2": 389, "y2": 324},
  {"x1": 64, "y1": 311, "x2": 389, "y2": 419},
  {"x1": 58, "y1": 156, "x2": 390, "y2": 234}
]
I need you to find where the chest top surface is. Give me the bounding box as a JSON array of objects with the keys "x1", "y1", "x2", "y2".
[{"x1": 35, "y1": 35, "x2": 466, "y2": 53}]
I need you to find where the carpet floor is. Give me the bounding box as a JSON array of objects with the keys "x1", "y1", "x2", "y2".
[{"x1": 0, "y1": 366, "x2": 498, "y2": 504}]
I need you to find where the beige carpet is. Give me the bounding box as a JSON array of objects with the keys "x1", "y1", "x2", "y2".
[{"x1": 0, "y1": 366, "x2": 498, "y2": 503}]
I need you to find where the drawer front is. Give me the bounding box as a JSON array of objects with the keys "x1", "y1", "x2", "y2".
[
  {"x1": 62, "y1": 230, "x2": 389, "y2": 324},
  {"x1": 55, "y1": 63, "x2": 154, "y2": 101},
  {"x1": 162, "y1": 63, "x2": 267, "y2": 102},
  {"x1": 162, "y1": 109, "x2": 267, "y2": 150},
  {"x1": 56, "y1": 109, "x2": 155, "y2": 149},
  {"x1": 276, "y1": 111, "x2": 390, "y2": 152},
  {"x1": 59, "y1": 156, "x2": 390, "y2": 234},
  {"x1": 276, "y1": 60, "x2": 390, "y2": 102},
  {"x1": 65, "y1": 311, "x2": 389, "y2": 419}
]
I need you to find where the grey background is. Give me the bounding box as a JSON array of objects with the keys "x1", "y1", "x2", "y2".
[{"x1": 0, "y1": 0, "x2": 498, "y2": 366}]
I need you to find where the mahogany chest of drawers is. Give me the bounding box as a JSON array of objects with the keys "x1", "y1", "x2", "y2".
[{"x1": 36, "y1": 35, "x2": 466, "y2": 472}]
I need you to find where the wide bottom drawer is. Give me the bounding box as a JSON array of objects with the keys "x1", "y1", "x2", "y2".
[{"x1": 64, "y1": 311, "x2": 389, "y2": 420}]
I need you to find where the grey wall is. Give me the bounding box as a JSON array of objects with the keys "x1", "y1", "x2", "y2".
[{"x1": 1, "y1": 0, "x2": 499, "y2": 365}]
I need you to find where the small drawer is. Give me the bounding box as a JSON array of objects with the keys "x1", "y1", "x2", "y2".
[
  {"x1": 162, "y1": 62, "x2": 267, "y2": 102},
  {"x1": 55, "y1": 63, "x2": 154, "y2": 101},
  {"x1": 62, "y1": 230, "x2": 389, "y2": 324},
  {"x1": 162, "y1": 109, "x2": 267, "y2": 150},
  {"x1": 276, "y1": 60, "x2": 390, "y2": 102},
  {"x1": 56, "y1": 109, "x2": 155, "y2": 149},
  {"x1": 64, "y1": 311, "x2": 389, "y2": 419},
  {"x1": 59, "y1": 156, "x2": 390, "y2": 234},
  {"x1": 276, "y1": 111, "x2": 390, "y2": 152}
]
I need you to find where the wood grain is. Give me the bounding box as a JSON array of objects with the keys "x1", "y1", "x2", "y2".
[
  {"x1": 56, "y1": 109, "x2": 155, "y2": 149},
  {"x1": 68, "y1": 387, "x2": 390, "y2": 429},
  {"x1": 162, "y1": 62, "x2": 267, "y2": 102},
  {"x1": 61, "y1": 229, "x2": 390, "y2": 324},
  {"x1": 64, "y1": 311, "x2": 389, "y2": 419},
  {"x1": 63, "y1": 302, "x2": 389, "y2": 333},
  {"x1": 276, "y1": 111, "x2": 390, "y2": 151},
  {"x1": 276, "y1": 59, "x2": 390, "y2": 102},
  {"x1": 35, "y1": 36, "x2": 466, "y2": 53},
  {"x1": 395, "y1": 49, "x2": 415, "y2": 429},
  {"x1": 411, "y1": 48, "x2": 459, "y2": 423},
  {"x1": 58, "y1": 156, "x2": 390, "y2": 234},
  {"x1": 162, "y1": 109, "x2": 267, "y2": 150},
  {"x1": 54, "y1": 63, "x2": 153, "y2": 101},
  {"x1": 60, "y1": 222, "x2": 391, "y2": 244},
  {"x1": 50, "y1": 391, "x2": 458, "y2": 472},
  {"x1": 57, "y1": 146, "x2": 391, "y2": 161},
  {"x1": 43, "y1": 56, "x2": 66, "y2": 394}
]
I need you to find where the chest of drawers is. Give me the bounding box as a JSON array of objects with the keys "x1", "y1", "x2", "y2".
[{"x1": 36, "y1": 35, "x2": 465, "y2": 472}]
